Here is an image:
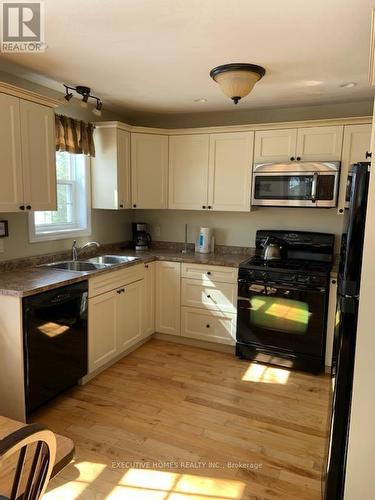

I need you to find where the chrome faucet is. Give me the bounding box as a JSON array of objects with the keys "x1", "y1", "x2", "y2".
[{"x1": 72, "y1": 240, "x2": 100, "y2": 261}]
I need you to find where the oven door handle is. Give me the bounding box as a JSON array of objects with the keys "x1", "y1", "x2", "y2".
[{"x1": 311, "y1": 173, "x2": 318, "y2": 203}]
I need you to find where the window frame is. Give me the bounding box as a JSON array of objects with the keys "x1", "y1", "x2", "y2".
[{"x1": 29, "y1": 153, "x2": 92, "y2": 242}]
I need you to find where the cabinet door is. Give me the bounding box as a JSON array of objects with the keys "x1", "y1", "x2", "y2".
[
  {"x1": 117, "y1": 129, "x2": 131, "y2": 209},
  {"x1": 117, "y1": 280, "x2": 143, "y2": 352},
  {"x1": 0, "y1": 94, "x2": 23, "y2": 212},
  {"x1": 155, "y1": 261, "x2": 181, "y2": 335},
  {"x1": 169, "y1": 135, "x2": 209, "y2": 210},
  {"x1": 296, "y1": 125, "x2": 343, "y2": 161},
  {"x1": 92, "y1": 127, "x2": 130, "y2": 209},
  {"x1": 88, "y1": 290, "x2": 117, "y2": 373},
  {"x1": 20, "y1": 100, "x2": 56, "y2": 211},
  {"x1": 143, "y1": 262, "x2": 155, "y2": 337},
  {"x1": 181, "y1": 307, "x2": 236, "y2": 345},
  {"x1": 131, "y1": 133, "x2": 168, "y2": 208},
  {"x1": 254, "y1": 129, "x2": 297, "y2": 163},
  {"x1": 325, "y1": 277, "x2": 338, "y2": 367},
  {"x1": 337, "y1": 124, "x2": 371, "y2": 214},
  {"x1": 208, "y1": 132, "x2": 254, "y2": 211}
]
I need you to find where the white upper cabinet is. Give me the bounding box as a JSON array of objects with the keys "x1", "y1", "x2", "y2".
[
  {"x1": 0, "y1": 89, "x2": 57, "y2": 213},
  {"x1": 168, "y1": 134, "x2": 210, "y2": 210},
  {"x1": 254, "y1": 125, "x2": 343, "y2": 163},
  {"x1": 0, "y1": 94, "x2": 23, "y2": 212},
  {"x1": 337, "y1": 124, "x2": 372, "y2": 214},
  {"x1": 91, "y1": 125, "x2": 131, "y2": 209},
  {"x1": 296, "y1": 125, "x2": 343, "y2": 161},
  {"x1": 254, "y1": 129, "x2": 297, "y2": 163},
  {"x1": 20, "y1": 100, "x2": 56, "y2": 211},
  {"x1": 208, "y1": 132, "x2": 254, "y2": 212},
  {"x1": 131, "y1": 133, "x2": 168, "y2": 209}
]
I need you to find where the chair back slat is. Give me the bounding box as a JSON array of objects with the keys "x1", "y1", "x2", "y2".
[{"x1": 0, "y1": 424, "x2": 56, "y2": 500}]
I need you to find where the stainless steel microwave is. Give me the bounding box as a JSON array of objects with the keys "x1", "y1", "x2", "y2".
[{"x1": 251, "y1": 161, "x2": 340, "y2": 208}]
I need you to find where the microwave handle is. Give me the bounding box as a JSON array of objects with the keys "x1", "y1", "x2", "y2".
[{"x1": 311, "y1": 173, "x2": 318, "y2": 203}]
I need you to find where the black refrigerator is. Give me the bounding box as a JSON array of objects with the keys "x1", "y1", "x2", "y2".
[{"x1": 324, "y1": 162, "x2": 370, "y2": 499}]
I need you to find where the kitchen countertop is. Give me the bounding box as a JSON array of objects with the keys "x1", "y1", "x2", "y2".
[{"x1": 0, "y1": 249, "x2": 252, "y2": 298}]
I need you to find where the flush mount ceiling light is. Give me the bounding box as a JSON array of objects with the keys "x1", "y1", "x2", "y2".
[
  {"x1": 210, "y1": 63, "x2": 266, "y2": 104},
  {"x1": 63, "y1": 84, "x2": 103, "y2": 116}
]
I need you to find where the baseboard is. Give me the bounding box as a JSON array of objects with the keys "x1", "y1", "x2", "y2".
[{"x1": 153, "y1": 332, "x2": 235, "y2": 354}]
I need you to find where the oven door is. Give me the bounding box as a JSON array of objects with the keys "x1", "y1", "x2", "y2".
[
  {"x1": 251, "y1": 163, "x2": 339, "y2": 207},
  {"x1": 237, "y1": 280, "x2": 327, "y2": 357}
]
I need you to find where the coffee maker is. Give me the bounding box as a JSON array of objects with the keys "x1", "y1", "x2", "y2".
[{"x1": 132, "y1": 223, "x2": 152, "y2": 251}]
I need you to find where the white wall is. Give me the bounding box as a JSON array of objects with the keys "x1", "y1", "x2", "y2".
[
  {"x1": 344, "y1": 103, "x2": 375, "y2": 500},
  {"x1": 136, "y1": 208, "x2": 344, "y2": 252}
]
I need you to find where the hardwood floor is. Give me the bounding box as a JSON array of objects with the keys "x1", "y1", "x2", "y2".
[{"x1": 32, "y1": 339, "x2": 331, "y2": 500}]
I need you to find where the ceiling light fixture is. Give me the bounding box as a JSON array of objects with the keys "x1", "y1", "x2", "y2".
[
  {"x1": 210, "y1": 63, "x2": 266, "y2": 104},
  {"x1": 63, "y1": 84, "x2": 103, "y2": 116},
  {"x1": 340, "y1": 82, "x2": 357, "y2": 88},
  {"x1": 194, "y1": 98, "x2": 208, "y2": 103}
]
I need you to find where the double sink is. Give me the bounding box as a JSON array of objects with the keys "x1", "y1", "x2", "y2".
[{"x1": 42, "y1": 255, "x2": 140, "y2": 273}]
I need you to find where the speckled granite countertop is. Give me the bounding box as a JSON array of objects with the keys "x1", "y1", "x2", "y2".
[{"x1": 0, "y1": 248, "x2": 253, "y2": 298}]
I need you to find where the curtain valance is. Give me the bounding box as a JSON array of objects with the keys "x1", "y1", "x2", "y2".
[{"x1": 55, "y1": 114, "x2": 95, "y2": 157}]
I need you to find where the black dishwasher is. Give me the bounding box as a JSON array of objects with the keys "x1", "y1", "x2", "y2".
[{"x1": 23, "y1": 281, "x2": 88, "y2": 414}]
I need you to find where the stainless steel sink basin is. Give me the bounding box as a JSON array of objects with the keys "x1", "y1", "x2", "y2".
[
  {"x1": 85, "y1": 255, "x2": 140, "y2": 265},
  {"x1": 42, "y1": 261, "x2": 108, "y2": 272}
]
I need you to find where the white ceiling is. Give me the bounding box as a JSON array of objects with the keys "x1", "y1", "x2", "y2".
[{"x1": 1, "y1": 0, "x2": 375, "y2": 114}]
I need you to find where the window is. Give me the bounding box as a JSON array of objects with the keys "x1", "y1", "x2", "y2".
[{"x1": 29, "y1": 151, "x2": 91, "y2": 242}]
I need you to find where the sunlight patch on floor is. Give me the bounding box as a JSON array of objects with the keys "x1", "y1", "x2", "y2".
[
  {"x1": 44, "y1": 466, "x2": 245, "y2": 500},
  {"x1": 242, "y1": 362, "x2": 290, "y2": 384}
]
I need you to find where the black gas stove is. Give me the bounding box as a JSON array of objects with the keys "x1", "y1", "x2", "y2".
[{"x1": 236, "y1": 230, "x2": 334, "y2": 374}]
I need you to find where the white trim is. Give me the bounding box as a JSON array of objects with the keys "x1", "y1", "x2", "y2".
[
  {"x1": 29, "y1": 154, "x2": 92, "y2": 243},
  {"x1": 93, "y1": 116, "x2": 373, "y2": 136}
]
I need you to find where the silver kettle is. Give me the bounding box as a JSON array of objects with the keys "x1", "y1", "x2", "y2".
[{"x1": 262, "y1": 237, "x2": 283, "y2": 261}]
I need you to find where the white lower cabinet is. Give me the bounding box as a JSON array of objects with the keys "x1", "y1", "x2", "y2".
[
  {"x1": 181, "y1": 278, "x2": 237, "y2": 314},
  {"x1": 89, "y1": 289, "x2": 118, "y2": 373},
  {"x1": 155, "y1": 261, "x2": 181, "y2": 335},
  {"x1": 143, "y1": 262, "x2": 155, "y2": 337},
  {"x1": 181, "y1": 307, "x2": 236, "y2": 345},
  {"x1": 117, "y1": 280, "x2": 144, "y2": 351},
  {"x1": 88, "y1": 264, "x2": 145, "y2": 374}
]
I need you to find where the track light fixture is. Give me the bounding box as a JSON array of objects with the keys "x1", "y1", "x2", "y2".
[{"x1": 63, "y1": 84, "x2": 103, "y2": 116}]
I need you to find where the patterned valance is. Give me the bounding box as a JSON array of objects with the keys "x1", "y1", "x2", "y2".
[{"x1": 55, "y1": 114, "x2": 95, "y2": 157}]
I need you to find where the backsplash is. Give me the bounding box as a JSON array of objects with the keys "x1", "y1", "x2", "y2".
[{"x1": 135, "y1": 207, "x2": 345, "y2": 253}]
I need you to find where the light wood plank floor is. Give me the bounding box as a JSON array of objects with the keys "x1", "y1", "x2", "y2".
[{"x1": 32, "y1": 339, "x2": 331, "y2": 500}]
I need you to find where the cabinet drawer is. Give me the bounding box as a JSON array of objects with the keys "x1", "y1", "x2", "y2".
[
  {"x1": 89, "y1": 264, "x2": 145, "y2": 297},
  {"x1": 181, "y1": 307, "x2": 236, "y2": 345},
  {"x1": 181, "y1": 278, "x2": 237, "y2": 313},
  {"x1": 181, "y1": 263, "x2": 238, "y2": 284}
]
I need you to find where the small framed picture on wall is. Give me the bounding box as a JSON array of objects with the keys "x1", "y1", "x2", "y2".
[{"x1": 0, "y1": 220, "x2": 9, "y2": 238}]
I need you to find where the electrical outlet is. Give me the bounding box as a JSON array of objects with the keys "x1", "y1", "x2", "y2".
[{"x1": 154, "y1": 225, "x2": 161, "y2": 238}]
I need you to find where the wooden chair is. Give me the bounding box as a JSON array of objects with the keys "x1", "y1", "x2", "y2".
[{"x1": 0, "y1": 423, "x2": 56, "y2": 500}]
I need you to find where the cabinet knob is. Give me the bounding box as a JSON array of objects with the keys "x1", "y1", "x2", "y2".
[
  {"x1": 208, "y1": 206, "x2": 212, "y2": 209},
  {"x1": 206, "y1": 324, "x2": 210, "y2": 328},
  {"x1": 206, "y1": 271, "x2": 211, "y2": 275},
  {"x1": 206, "y1": 294, "x2": 211, "y2": 299},
  {"x1": 366, "y1": 151, "x2": 372, "y2": 159},
  {"x1": 202, "y1": 205, "x2": 206, "y2": 209},
  {"x1": 332, "y1": 280, "x2": 336, "y2": 285},
  {"x1": 19, "y1": 205, "x2": 25, "y2": 211},
  {"x1": 145, "y1": 264, "x2": 149, "y2": 268},
  {"x1": 26, "y1": 205, "x2": 32, "y2": 210},
  {"x1": 117, "y1": 288, "x2": 125, "y2": 294},
  {"x1": 133, "y1": 204, "x2": 137, "y2": 208},
  {"x1": 339, "y1": 208, "x2": 344, "y2": 214},
  {"x1": 296, "y1": 156, "x2": 301, "y2": 161},
  {"x1": 290, "y1": 157, "x2": 295, "y2": 161},
  {"x1": 119, "y1": 204, "x2": 124, "y2": 208}
]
